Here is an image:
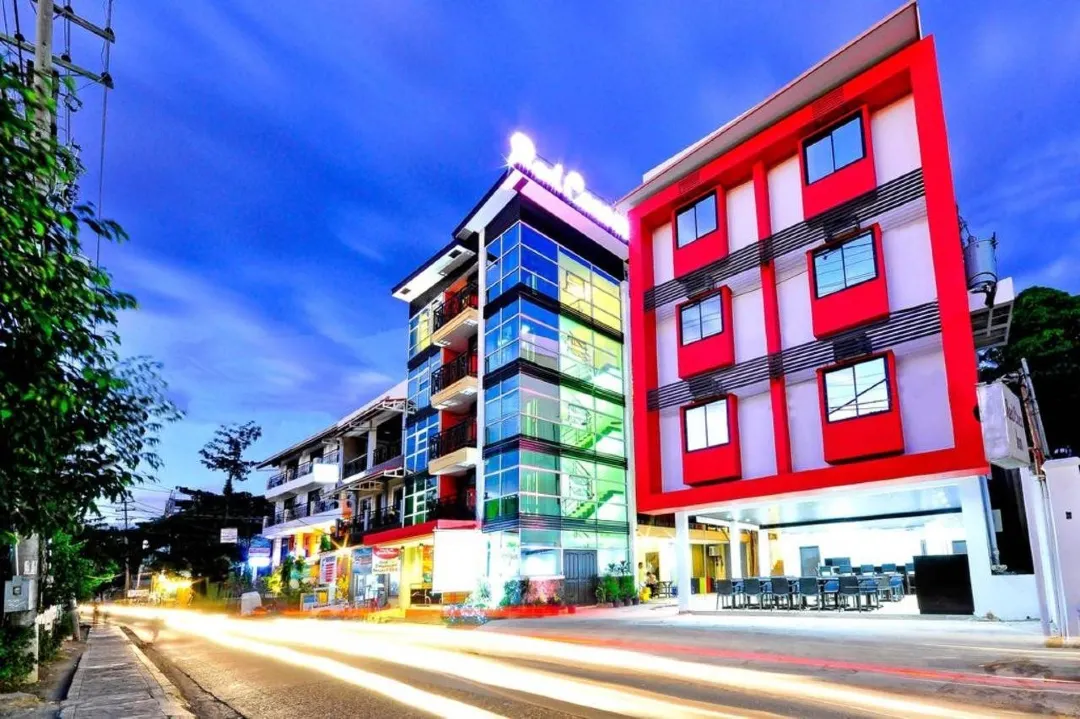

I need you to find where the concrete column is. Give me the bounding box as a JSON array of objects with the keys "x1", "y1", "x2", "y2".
[
  {"x1": 729, "y1": 524, "x2": 743, "y2": 579},
  {"x1": 271, "y1": 538, "x2": 282, "y2": 569},
  {"x1": 757, "y1": 529, "x2": 772, "y2": 577},
  {"x1": 366, "y1": 429, "x2": 377, "y2": 467},
  {"x1": 474, "y1": 230, "x2": 487, "y2": 525},
  {"x1": 674, "y1": 511, "x2": 692, "y2": 612},
  {"x1": 1043, "y1": 458, "x2": 1079, "y2": 639},
  {"x1": 1019, "y1": 465, "x2": 1058, "y2": 636},
  {"x1": 958, "y1": 475, "x2": 995, "y2": 617}
]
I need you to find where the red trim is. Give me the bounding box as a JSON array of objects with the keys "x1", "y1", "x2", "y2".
[
  {"x1": 675, "y1": 286, "x2": 734, "y2": 378},
  {"x1": 799, "y1": 107, "x2": 877, "y2": 219},
  {"x1": 679, "y1": 396, "x2": 741, "y2": 486},
  {"x1": 817, "y1": 351, "x2": 904, "y2": 464},
  {"x1": 363, "y1": 518, "x2": 478, "y2": 546},
  {"x1": 807, "y1": 224, "x2": 890, "y2": 338},
  {"x1": 628, "y1": 36, "x2": 988, "y2": 514},
  {"x1": 672, "y1": 188, "x2": 728, "y2": 277}
]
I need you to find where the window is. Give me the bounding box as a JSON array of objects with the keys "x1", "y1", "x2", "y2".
[
  {"x1": 408, "y1": 306, "x2": 433, "y2": 357},
  {"x1": 804, "y1": 114, "x2": 865, "y2": 184},
  {"x1": 675, "y1": 193, "x2": 718, "y2": 248},
  {"x1": 679, "y1": 294, "x2": 723, "y2": 344},
  {"x1": 684, "y1": 399, "x2": 729, "y2": 451},
  {"x1": 405, "y1": 413, "x2": 439, "y2": 472},
  {"x1": 823, "y1": 356, "x2": 890, "y2": 422},
  {"x1": 813, "y1": 231, "x2": 876, "y2": 297}
]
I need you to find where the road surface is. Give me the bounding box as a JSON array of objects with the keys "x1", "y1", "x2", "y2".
[{"x1": 101, "y1": 604, "x2": 1080, "y2": 718}]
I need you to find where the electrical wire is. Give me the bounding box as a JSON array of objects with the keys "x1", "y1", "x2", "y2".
[
  {"x1": 12, "y1": 0, "x2": 24, "y2": 68},
  {"x1": 93, "y1": 0, "x2": 112, "y2": 266}
]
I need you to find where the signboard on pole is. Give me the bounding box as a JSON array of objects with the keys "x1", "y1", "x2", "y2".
[
  {"x1": 319, "y1": 556, "x2": 337, "y2": 585},
  {"x1": 978, "y1": 382, "x2": 1031, "y2": 468},
  {"x1": 220, "y1": 528, "x2": 238, "y2": 544},
  {"x1": 371, "y1": 547, "x2": 401, "y2": 574},
  {"x1": 248, "y1": 536, "x2": 271, "y2": 558}
]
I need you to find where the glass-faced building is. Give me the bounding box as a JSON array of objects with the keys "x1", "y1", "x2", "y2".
[{"x1": 392, "y1": 143, "x2": 631, "y2": 603}]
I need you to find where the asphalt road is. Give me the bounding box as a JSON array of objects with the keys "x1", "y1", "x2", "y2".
[{"x1": 106, "y1": 606, "x2": 1080, "y2": 719}]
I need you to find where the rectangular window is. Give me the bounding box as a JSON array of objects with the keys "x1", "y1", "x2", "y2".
[
  {"x1": 675, "y1": 193, "x2": 718, "y2": 248},
  {"x1": 679, "y1": 293, "x2": 723, "y2": 344},
  {"x1": 804, "y1": 114, "x2": 865, "y2": 184},
  {"x1": 823, "y1": 356, "x2": 890, "y2": 422},
  {"x1": 812, "y1": 231, "x2": 876, "y2": 297},
  {"x1": 684, "y1": 399, "x2": 729, "y2": 452}
]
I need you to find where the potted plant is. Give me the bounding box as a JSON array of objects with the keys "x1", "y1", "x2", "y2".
[
  {"x1": 595, "y1": 583, "x2": 608, "y2": 605},
  {"x1": 602, "y1": 574, "x2": 620, "y2": 607}
]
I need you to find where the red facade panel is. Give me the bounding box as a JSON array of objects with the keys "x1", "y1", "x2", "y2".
[
  {"x1": 817, "y1": 352, "x2": 904, "y2": 464},
  {"x1": 675, "y1": 286, "x2": 735, "y2": 379},
  {"x1": 680, "y1": 395, "x2": 741, "y2": 486},
  {"x1": 807, "y1": 225, "x2": 890, "y2": 338},
  {"x1": 799, "y1": 107, "x2": 877, "y2": 219},
  {"x1": 672, "y1": 189, "x2": 728, "y2": 277}
]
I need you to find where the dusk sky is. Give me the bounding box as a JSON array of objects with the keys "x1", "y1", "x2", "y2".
[{"x1": 57, "y1": 2, "x2": 1078, "y2": 518}]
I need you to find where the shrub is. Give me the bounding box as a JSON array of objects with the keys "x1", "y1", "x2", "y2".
[{"x1": 0, "y1": 624, "x2": 36, "y2": 691}]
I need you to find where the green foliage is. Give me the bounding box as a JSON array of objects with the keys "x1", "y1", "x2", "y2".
[
  {"x1": 199, "y1": 421, "x2": 263, "y2": 495},
  {"x1": 601, "y1": 574, "x2": 620, "y2": 603},
  {"x1": 0, "y1": 624, "x2": 35, "y2": 690},
  {"x1": 319, "y1": 534, "x2": 332, "y2": 553},
  {"x1": 499, "y1": 578, "x2": 529, "y2": 607},
  {"x1": 981, "y1": 286, "x2": 1080, "y2": 455},
  {"x1": 43, "y1": 531, "x2": 116, "y2": 606},
  {"x1": 0, "y1": 62, "x2": 180, "y2": 540}
]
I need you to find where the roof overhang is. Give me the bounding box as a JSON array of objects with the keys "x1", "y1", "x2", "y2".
[
  {"x1": 618, "y1": 1, "x2": 921, "y2": 212},
  {"x1": 391, "y1": 238, "x2": 476, "y2": 301}
]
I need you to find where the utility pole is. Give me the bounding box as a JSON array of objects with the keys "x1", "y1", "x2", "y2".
[{"x1": 123, "y1": 496, "x2": 131, "y2": 595}]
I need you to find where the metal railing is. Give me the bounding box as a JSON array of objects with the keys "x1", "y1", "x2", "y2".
[
  {"x1": 266, "y1": 493, "x2": 340, "y2": 527},
  {"x1": 432, "y1": 280, "x2": 479, "y2": 332},
  {"x1": 333, "y1": 492, "x2": 474, "y2": 542},
  {"x1": 266, "y1": 449, "x2": 340, "y2": 490},
  {"x1": 341, "y1": 455, "x2": 368, "y2": 480},
  {"x1": 431, "y1": 351, "x2": 477, "y2": 395},
  {"x1": 429, "y1": 420, "x2": 476, "y2": 460},
  {"x1": 341, "y1": 441, "x2": 403, "y2": 481},
  {"x1": 372, "y1": 440, "x2": 402, "y2": 466}
]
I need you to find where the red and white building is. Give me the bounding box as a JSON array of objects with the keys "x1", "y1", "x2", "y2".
[{"x1": 621, "y1": 4, "x2": 1042, "y2": 619}]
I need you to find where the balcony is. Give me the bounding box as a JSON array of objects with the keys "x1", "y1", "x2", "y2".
[
  {"x1": 265, "y1": 450, "x2": 340, "y2": 500},
  {"x1": 428, "y1": 420, "x2": 479, "y2": 476},
  {"x1": 263, "y1": 493, "x2": 342, "y2": 537},
  {"x1": 431, "y1": 281, "x2": 479, "y2": 352},
  {"x1": 430, "y1": 351, "x2": 478, "y2": 411},
  {"x1": 340, "y1": 441, "x2": 404, "y2": 489},
  {"x1": 337, "y1": 493, "x2": 477, "y2": 546}
]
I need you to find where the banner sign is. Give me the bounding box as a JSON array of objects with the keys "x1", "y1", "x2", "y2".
[
  {"x1": 351, "y1": 547, "x2": 372, "y2": 575},
  {"x1": 248, "y1": 536, "x2": 272, "y2": 559},
  {"x1": 220, "y1": 528, "x2": 238, "y2": 544},
  {"x1": 371, "y1": 547, "x2": 401, "y2": 574},
  {"x1": 319, "y1": 556, "x2": 336, "y2": 585}
]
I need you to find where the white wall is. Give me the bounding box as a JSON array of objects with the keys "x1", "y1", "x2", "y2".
[
  {"x1": 871, "y1": 94, "x2": 921, "y2": 185},
  {"x1": 732, "y1": 287, "x2": 767, "y2": 362},
  {"x1": 726, "y1": 181, "x2": 757, "y2": 254},
  {"x1": 883, "y1": 217, "x2": 937, "y2": 310},
  {"x1": 737, "y1": 390, "x2": 776, "y2": 479},
  {"x1": 767, "y1": 155, "x2": 804, "y2": 233},
  {"x1": 655, "y1": 304, "x2": 680, "y2": 386},
  {"x1": 786, "y1": 378, "x2": 827, "y2": 472},
  {"x1": 896, "y1": 346, "x2": 955, "y2": 455},
  {"x1": 776, "y1": 270, "x2": 814, "y2": 350},
  {"x1": 652, "y1": 221, "x2": 674, "y2": 286},
  {"x1": 658, "y1": 406, "x2": 687, "y2": 492}
]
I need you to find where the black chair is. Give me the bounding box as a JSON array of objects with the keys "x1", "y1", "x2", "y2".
[
  {"x1": 838, "y1": 575, "x2": 861, "y2": 611},
  {"x1": 760, "y1": 578, "x2": 775, "y2": 608},
  {"x1": 742, "y1": 578, "x2": 762, "y2": 609},
  {"x1": 770, "y1": 577, "x2": 793, "y2": 609},
  {"x1": 858, "y1": 577, "x2": 879, "y2": 610},
  {"x1": 714, "y1": 579, "x2": 734, "y2": 610},
  {"x1": 732, "y1": 579, "x2": 746, "y2": 608},
  {"x1": 821, "y1": 578, "x2": 840, "y2": 610},
  {"x1": 798, "y1": 577, "x2": 820, "y2": 609}
]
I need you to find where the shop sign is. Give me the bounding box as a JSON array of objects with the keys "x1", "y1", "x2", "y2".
[
  {"x1": 432, "y1": 530, "x2": 484, "y2": 593},
  {"x1": 220, "y1": 528, "x2": 238, "y2": 544},
  {"x1": 351, "y1": 547, "x2": 372, "y2": 575},
  {"x1": 248, "y1": 536, "x2": 271, "y2": 559},
  {"x1": 371, "y1": 547, "x2": 401, "y2": 574},
  {"x1": 977, "y1": 382, "x2": 1031, "y2": 468},
  {"x1": 422, "y1": 545, "x2": 434, "y2": 585},
  {"x1": 319, "y1": 556, "x2": 336, "y2": 585},
  {"x1": 507, "y1": 132, "x2": 629, "y2": 241}
]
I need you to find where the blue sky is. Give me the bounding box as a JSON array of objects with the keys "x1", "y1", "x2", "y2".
[{"x1": 52, "y1": 2, "x2": 1079, "y2": 517}]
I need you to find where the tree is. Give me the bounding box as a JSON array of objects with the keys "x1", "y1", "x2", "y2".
[
  {"x1": 0, "y1": 62, "x2": 180, "y2": 542},
  {"x1": 41, "y1": 531, "x2": 116, "y2": 606},
  {"x1": 199, "y1": 421, "x2": 263, "y2": 495},
  {"x1": 981, "y1": 286, "x2": 1080, "y2": 456}
]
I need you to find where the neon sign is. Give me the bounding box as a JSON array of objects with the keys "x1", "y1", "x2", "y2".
[{"x1": 507, "y1": 132, "x2": 629, "y2": 241}]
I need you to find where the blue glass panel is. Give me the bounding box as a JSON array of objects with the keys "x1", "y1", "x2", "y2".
[{"x1": 521, "y1": 224, "x2": 556, "y2": 257}]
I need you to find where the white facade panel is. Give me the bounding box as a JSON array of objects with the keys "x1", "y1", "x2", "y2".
[
  {"x1": 896, "y1": 346, "x2": 954, "y2": 455},
  {"x1": 787, "y1": 378, "x2": 827, "y2": 472},
  {"x1": 732, "y1": 287, "x2": 767, "y2": 363},
  {"x1": 658, "y1": 407, "x2": 688, "y2": 492},
  {"x1": 655, "y1": 305, "x2": 680, "y2": 387},
  {"x1": 737, "y1": 390, "x2": 776, "y2": 479},
  {"x1": 871, "y1": 95, "x2": 920, "y2": 185},
  {"x1": 883, "y1": 217, "x2": 937, "y2": 310},
  {"x1": 726, "y1": 181, "x2": 757, "y2": 254},
  {"x1": 767, "y1": 155, "x2": 804, "y2": 233},
  {"x1": 652, "y1": 221, "x2": 674, "y2": 285},
  {"x1": 776, "y1": 271, "x2": 815, "y2": 350}
]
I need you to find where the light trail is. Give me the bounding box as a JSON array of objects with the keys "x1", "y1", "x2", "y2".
[{"x1": 95, "y1": 605, "x2": 1045, "y2": 719}]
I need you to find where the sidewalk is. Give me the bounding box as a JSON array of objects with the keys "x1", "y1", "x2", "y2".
[{"x1": 60, "y1": 625, "x2": 191, "y2": 719}]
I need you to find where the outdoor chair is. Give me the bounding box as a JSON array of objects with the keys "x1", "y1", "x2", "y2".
[
  {"x1": 797, "y1": 577, "x2": 820, "y2": 609},
  {"x1": 714, "y1": 579, "x2": 734, "y2": 610},
  {"x1": 769, "y1": 577, "x2": 793, "y2": 609},
  {"x1": 888, "y1": 574, "x2": 905, "y2": 601},
  {"x1": 838, "y1": 575, "x2": 861, "y2": 611},
  {"x1": 822, "y1": 578, "x2": 840, "y2": 609},
  {"x1": 742, "y1": 578, "x2": 762, "y2": 609}
]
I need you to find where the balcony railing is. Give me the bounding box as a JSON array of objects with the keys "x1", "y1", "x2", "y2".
[
  {"x1": 333, "y1": 492, "x2": 475, "y2": 543},
  {"x1": 266, "y1": 449, "x2": 340, "y2": 490},
  {"x1": 341, "y1": 441, "x2": 403, "y2": 481},
  {"x1": 423, "y1": 492, "x2": 475, "y2": 521},
  {"x1": 342, "y1": 455, "x2": 368, "y2": 480},
  {"x1": 373, "y1": 440, "x2": 402, "y2": 466},
  {"x1": 430, "y1": 351, "x2": 477, "y2": 395},
  {"x1": 429, "y1": 420, "x2": 476, "y2": 460},
  {"x1": 432, "y1": 280, "x2": 478, "y2": 332},
  {"x1": 266, "y1": 493, "x2": 340, "y2": 527}
]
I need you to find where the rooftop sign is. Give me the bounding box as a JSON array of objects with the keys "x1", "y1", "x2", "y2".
[{"x1": 507, "y1": 132, "x2": 629, "y2": 241}]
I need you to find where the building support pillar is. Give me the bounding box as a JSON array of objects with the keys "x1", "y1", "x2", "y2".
[
  {"x1": 958, "y1": 475, "x2": 995, "y2": 618},
  {"x1": 675, "y1": 511, "x2": 692, "y2": 612},
  {"x1": 757, "y1": 529, "x2": 772, "y2": 577},
  {"x1": 729, "y1": 523, "x2": 744, "y2": 580}
]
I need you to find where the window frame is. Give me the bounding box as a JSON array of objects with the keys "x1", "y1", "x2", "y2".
[
  {"x1": 822, "y1": 355, "x2": 892, "y2": 424},
  {"x1": 674, "y1": 191, "x2": 719, "y2": 249},
  {"x1": 677, "y1": 290, "x2": 724, "y2": 346},
  {"x1": 811, "y1": 228, "x2": 878, "y2": 299},
  {"x1": 802, "y1": 112, "x2": 867, "y2": 185},
  {"x1": 682, "y1": 397, "x2": 731, "y2": 453}
]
